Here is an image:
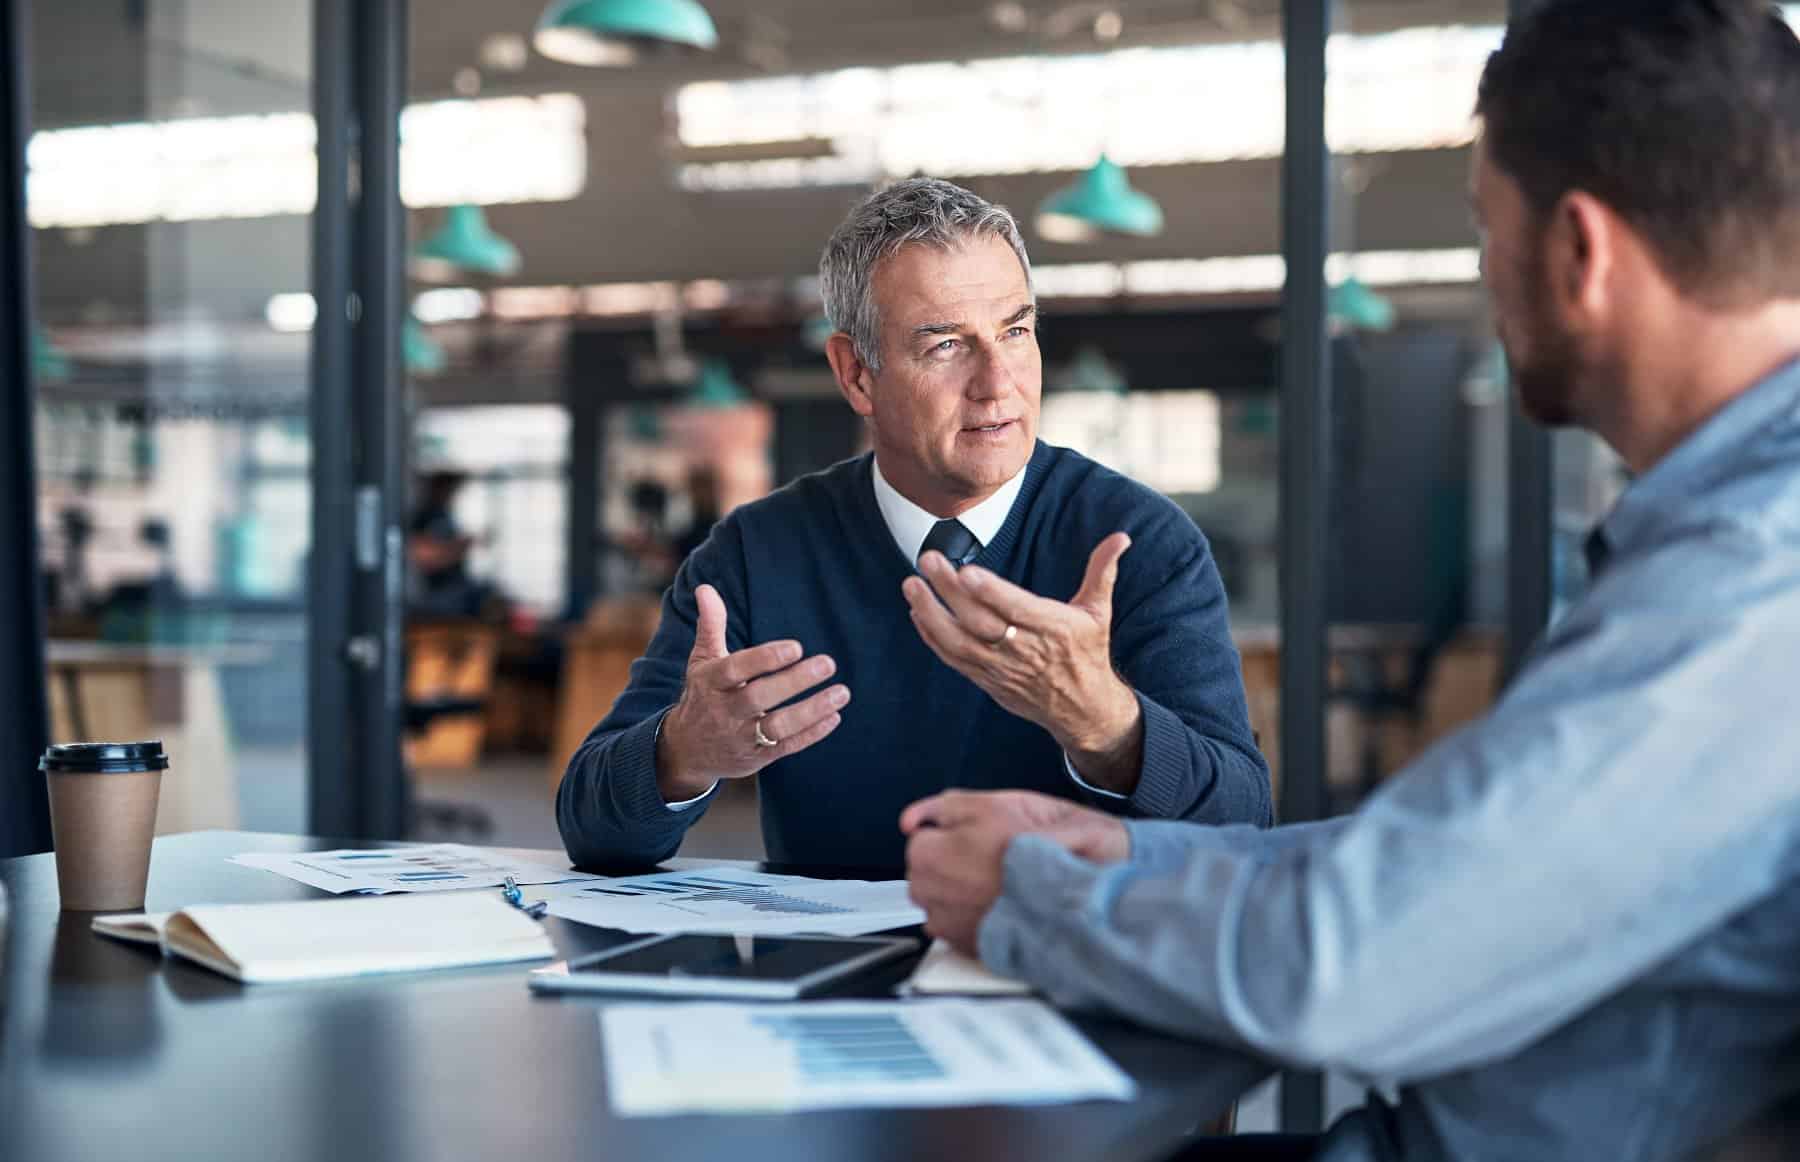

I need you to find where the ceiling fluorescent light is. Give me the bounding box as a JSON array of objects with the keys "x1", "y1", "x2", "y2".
[
  {"x1": 264, "y1": 293, "x2": 317, "y2": 333},
  {"x1": 27, "y1": 95, "x2": 586, "y2": 229},
  {"x1": 673, "y1": 25, "x2": 1504, "y2": 190},
  {"x1": 413, "y1": 287, "x2": 486, "y2": 324}
]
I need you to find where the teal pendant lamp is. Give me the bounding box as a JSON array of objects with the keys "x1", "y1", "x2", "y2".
[
  {"x1": 32, "y1": 326, "x2": 71, "y2": 383},
  {"x1": 687, "y1": 358, "x2": 746, "y2": 408},
  {"x1": 801, "y1": 313, "x2": 835, "y2": 353},
  {"x1": 626, "y1": 405, "x2": 664, "y2": 441},
  {"x1": 412, "y1": 204, "x2": 521, "y2": 282},
  {"x1": 534, "y1": 0, "x2": 719, "y2": 67},
  {"x1": 1053, "y1": 345, "x2": 1128, "y2": 395},
  {"x1": 404, "y1": 317, "x2": 447, "y2": 376},
  {"x1": 1036, "y1": 156, "x2": 1164, "y2": 244},
  {"x1": 1328, "y1": 275, "x2": 1397, "y2": 332}
]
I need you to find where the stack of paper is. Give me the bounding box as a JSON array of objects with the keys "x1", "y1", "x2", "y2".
[
  {"x1": 544, "y1": 867, "x2": 923, "y2": 937},
  {"x1": 900, "y1": 939, "x2": 1034, "y2": 996},
  {"x1": 231, "y1": 844, "x2": 595, "y2": 894},
  {"x1": 602, "y1": 998, "x2": 1135, "y2": 1116}
]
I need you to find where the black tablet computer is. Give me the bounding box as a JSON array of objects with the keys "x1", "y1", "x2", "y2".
[{"x1": 527, "y1": 933, "x2": 919, "y2": 1000}]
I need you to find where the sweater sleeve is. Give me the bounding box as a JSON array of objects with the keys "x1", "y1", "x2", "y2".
[
  {"x1": 1100, "y1": 533, "x2": 1272, "y2": 826},
  {"x1": 555, "y1": 519, "x2": 749, "y2": 868}
]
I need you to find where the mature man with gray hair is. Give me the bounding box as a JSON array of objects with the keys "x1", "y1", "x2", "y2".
[{"x1": 557, "y1": 177, "x2": 1269, "y2": 871}]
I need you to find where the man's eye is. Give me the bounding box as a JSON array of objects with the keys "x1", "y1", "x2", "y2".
[
  {"x1": 930, "y1": 339, "x2": 959, "y2": 354},
  {"x1": 1005, "y1": 326, "x2": 1031, "y2": 339}
]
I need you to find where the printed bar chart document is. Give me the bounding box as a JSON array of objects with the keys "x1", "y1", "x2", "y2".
[
  {"x1": 601, "y1": 998, "x2": 1136, "y2": 1116},
  {"x1": 231, "y1": 844, "x2": 596, "y2": 894},
  {"x1": 544, "y1": 867, "x2": 923, "y2": 937}
]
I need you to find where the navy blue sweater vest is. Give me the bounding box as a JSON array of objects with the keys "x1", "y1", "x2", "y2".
[{"x1": 558, "y1": 441, "x2": 1270, "y2": 872}]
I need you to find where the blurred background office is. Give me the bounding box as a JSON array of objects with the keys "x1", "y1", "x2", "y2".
[{"x1": 17, "y1": 0, "x2": 1699, "y2": 864}]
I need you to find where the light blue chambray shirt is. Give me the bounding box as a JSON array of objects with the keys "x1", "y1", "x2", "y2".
[{"x1": 979, "y1": 358, "x2": 1800, "y2": 1162}]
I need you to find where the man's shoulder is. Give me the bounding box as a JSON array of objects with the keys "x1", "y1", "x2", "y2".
[
  {"x1": 1714, "y1": 415, "x2": 1800, "y2": 541},
  {"x1": 1033, "y1": 443, "x2": 1206, "y2": 557},
  {"x1": 1635, "y1": 418, "x2": 1800, "y2": 569}
]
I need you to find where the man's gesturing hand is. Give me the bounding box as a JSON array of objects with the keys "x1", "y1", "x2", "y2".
[
  {"x1": 655, "y1": 584, "x2": 851, "y2": 804},
  {"x1": 902, "y1": 533, "x2": 1145, "y2": 794}
]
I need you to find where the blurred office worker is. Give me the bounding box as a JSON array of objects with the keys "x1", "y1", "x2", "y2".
[
  {"x1": 557, "y1": 178, "x2": 1271, "y2": 870},
  {"x1": 905, "y1": 2, "x2": 1800, "y2": 1159}
]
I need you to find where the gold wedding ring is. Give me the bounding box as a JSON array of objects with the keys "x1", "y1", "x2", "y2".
[
  {"x1": 753, "y1": 717, "x2": 779, "y2": 748},
  {"x1": 991, "y1": 624, "x2": 1018, "y2": 647}
]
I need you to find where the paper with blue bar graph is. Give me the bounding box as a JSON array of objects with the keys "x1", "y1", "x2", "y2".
[
  {"x1": 601, "y1": 998, "x2": 1135, "y2": 1116},
  {"x1": 229, "y1": 844, "x2": 597, "y2": 894},
  {"x1": 543, "y1": 867, "x2": 923, "y2": 937}
]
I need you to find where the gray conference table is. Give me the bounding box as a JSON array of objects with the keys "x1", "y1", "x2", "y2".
[{"x1": 0, "y1": 830, "x2": 1274, "y2": 1162}]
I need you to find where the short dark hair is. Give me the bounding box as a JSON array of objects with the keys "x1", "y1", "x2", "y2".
[{"x1": 1477, "y1": 0, "x2": 1800, "y2": 306}]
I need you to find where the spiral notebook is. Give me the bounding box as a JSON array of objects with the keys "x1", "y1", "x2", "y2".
[{"x1": 92, "y1": 892, "x2": 554, "y2": 983}]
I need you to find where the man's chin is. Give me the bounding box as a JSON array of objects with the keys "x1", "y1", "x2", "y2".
[
  {"x1": 1514, "y1": 371, "x2": 1581, "y2": 428},
  {"x1": 949, "y1": 440, "x2": 1031, "y2": 490}
]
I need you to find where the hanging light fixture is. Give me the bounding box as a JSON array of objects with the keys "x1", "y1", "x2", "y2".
[
  {"x1": 534, "y1": 0, "x2": 719, "y2": 67},
  {"x1": 31, "y1": 326, "x2": 71, "y2": 383},
  {"x1": 412, "y1": 204, "x2": 521, "y2": 282},
  {"x1": 801, "y1": 313, "x2": 835, "y2": 353},
  {"x1": 1050, "y1": 345, "x2": 1128, "y2": 395},
  {"x1": 1035, "y1": 156, "x2": 1164, "y2": 244},
  {"x1": 1328, "y1": 275, "x2": 1397, "y2": 332},
  {"x1": 626, "y1": 405, "x2": 664, "y2": 441},
  {"x1": 686, "y1": 358, "x2": 747, "y2": 409},
  {"x1": 404, "y1": 317, "x2": 447, "y2": 376}
]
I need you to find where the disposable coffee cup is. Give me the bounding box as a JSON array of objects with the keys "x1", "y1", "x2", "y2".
[{"x1": 42, "y1": 742, "x2": 168, "y2": 912}]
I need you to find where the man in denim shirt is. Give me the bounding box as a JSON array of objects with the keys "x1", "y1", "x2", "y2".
[{"x1": 903, "y1": 3, "x2": 1800, "y2": 1159}]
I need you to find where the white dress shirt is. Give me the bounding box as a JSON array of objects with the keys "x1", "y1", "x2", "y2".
[{"x1": 870, "y1": 457, "x2": 1026, "y2": 567}]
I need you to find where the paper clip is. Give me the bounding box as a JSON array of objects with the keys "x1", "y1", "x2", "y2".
[{"x1": 501, "y1": 875, "x2": 549, "y2": 920}]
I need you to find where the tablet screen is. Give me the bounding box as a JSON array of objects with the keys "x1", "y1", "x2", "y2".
[{"x1": 570, "y1": 934, "x2": 896, "y2": 983}]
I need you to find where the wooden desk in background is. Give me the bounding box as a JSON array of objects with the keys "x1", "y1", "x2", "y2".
[
  {"x1": 549, "y1": 599, "x2": 661, "y2": 791},
  {"x1": 1232, "y1": 624, "x2": 1502, "y2": 802}
]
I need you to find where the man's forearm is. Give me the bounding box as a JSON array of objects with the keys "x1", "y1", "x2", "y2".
[
  {"x1": 654, "y1": 704, "x2": 722, "y2": 803},
  {"x1": 557, "y1": 713, "x2": 703, "y2": 868},
  {"x1": 1058, "y1": 679, "x2": 1145, "y2": 795}
]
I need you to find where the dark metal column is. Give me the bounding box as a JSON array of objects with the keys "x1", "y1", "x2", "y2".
[
  {"x1": 0, "y1": 0, "x2": 51, "y2": 858},
  {"x1": 309, "y1": 0, "x2": 407, "y2": 839},
  {"x1": 308, "y1": 0, "x2": 355, "y2": 839},
  {"x1": 351, "y1": 0, "x2": 408, "y2": 839},
  {"x1": 1277, "y1": 0, "x2": 1332, "y2": 1133},
  {"x1": 1501, "y1": 0, "x2": 1553, "y2": 684}
]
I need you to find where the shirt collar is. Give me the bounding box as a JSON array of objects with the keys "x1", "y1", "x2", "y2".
[
  {"x1": 870, "y1": 457, "x2": 1028, "y2": 567},
  {"x1": 1599, "y1": 356, "x2": 1800, "y2": 559}
]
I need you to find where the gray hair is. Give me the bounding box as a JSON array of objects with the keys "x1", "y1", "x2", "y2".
[{"x1": 818, "y1": 178, "x2": 1034, "y2": 373}]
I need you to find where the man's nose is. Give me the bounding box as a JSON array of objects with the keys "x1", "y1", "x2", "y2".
[{"x1": 965, "y1": 344, "x2": 1014, "y2": 401}]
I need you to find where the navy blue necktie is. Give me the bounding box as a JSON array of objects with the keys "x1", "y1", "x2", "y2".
[{"x1": 920, "y1": 519, "x2": 980, "y2": 567}]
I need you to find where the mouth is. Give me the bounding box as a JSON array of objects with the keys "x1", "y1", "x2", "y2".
[{"x1": 960, "y1": 419, "x2": 1018, "y2": 436}]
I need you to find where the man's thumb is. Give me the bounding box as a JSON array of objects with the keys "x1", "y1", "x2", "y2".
[
  {"x1": 1073, "y1": 532, "x2": 1132, "y2": 612},
  {"x1": 689, "y1": 584, "x2": 729, "y2": 663}
]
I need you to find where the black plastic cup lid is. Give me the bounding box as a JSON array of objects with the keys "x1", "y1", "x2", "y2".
[{"x1": 40, "y1": 741, "x2": 169, "y2": 773}]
